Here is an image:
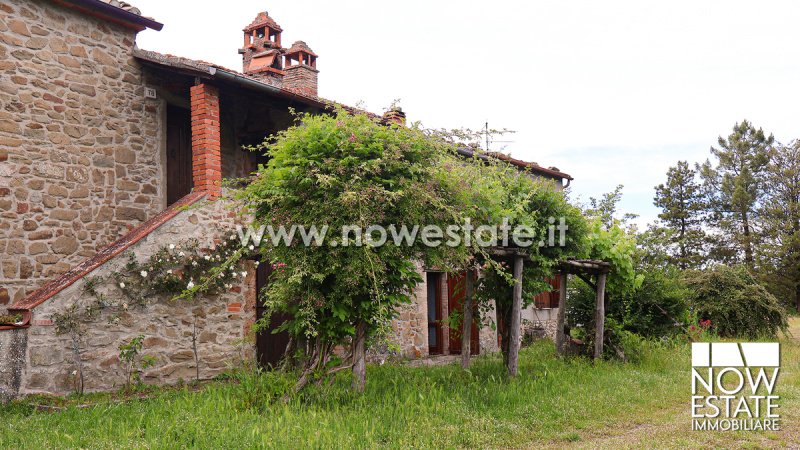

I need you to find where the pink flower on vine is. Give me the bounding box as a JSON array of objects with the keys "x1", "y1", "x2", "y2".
[{"x1": 348, "y1": 133, "x2": 357, "y2": 143}]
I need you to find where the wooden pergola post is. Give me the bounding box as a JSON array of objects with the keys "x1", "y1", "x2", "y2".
[
  {"x1": 460, "y1": 269, "x2": 475, "y2": 369},
  {"x1": 508, "y1": 255, "x2": 524, "y2": 376},
  {"x1": 555, "y1": 272, "x2": 568, "y2": 355},
  {"x1": 557, "y1": 259, "x2": 610, "y2": 359},
  {"x1": 593, "y1": 273, "x2": 607, "y2": 360}
]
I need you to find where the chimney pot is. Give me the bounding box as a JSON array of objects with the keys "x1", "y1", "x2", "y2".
[{"x1": 382, "y1": 107, "x2": 406, "y2": 126}]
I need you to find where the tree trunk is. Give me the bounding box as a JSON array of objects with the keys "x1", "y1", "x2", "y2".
[
  {"x1": 742, "y1": 209, "x2": 754, "y2": 266},
  {"x1": 291, "y1": 337, "x2": 322, "y2": 395},
  {"x1": 508, "y1": 255, "x2": 523, "y2": 376},
  {"x1": 460, "y1": 270, "x2": 474, "y2": 369},
  {"x1": 499, "y1": 306, "x2": 510, "y2": 367},
  {"x1": 679, "y1": 216, "x2": 687, "y2": 270},
  {"x1": 70, "y1": 333, "x2": 84, "y2": 396},
  {"x1": 352, "y1": 320, "x2": 367, "y2": 392},
  {"x1": 555, "y1": 273, "x2": 568, "y2": 355},
  {"x1": 796, "y1": 283, "x2": 800, "y2": 314},
  {"x1": 594, "y1": 273, "x2": 607, "y2": 360}
]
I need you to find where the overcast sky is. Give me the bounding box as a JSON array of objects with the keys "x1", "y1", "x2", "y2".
[{"x1": 133, "y1": 1, "x2": 800, "y2": 226}]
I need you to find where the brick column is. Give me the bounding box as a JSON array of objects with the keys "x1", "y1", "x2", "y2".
[{"x1": 190, "y1": 83, "x2": 222, "y2": 198}]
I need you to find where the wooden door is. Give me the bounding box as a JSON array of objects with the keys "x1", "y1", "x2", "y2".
[
  {"x1": 166, "y1": 105, "x2": 192, "y2": 205},
  {"x1": 255, "y1": 262, "x2": 291, "y2": 368},
  {"x1": 447, "y1": 271, "x2": 479, "y2": 355},
  {"x1": 533, "y1": 277, "x2": 561, "y2": 309},
  {"x1": 426, "y1": 272, "x2": 444, "y2": 355}
]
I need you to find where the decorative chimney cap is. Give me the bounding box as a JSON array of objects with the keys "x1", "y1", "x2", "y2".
[
  {"x1": 285, "y1": 40, "x2": 317, "y2": 57},
  {"x1": 244, "y1": 11, "x2": 283, "y2": 33},
  {"x1": 381, "y1": 107, "x2": 406, "y2": 126}
]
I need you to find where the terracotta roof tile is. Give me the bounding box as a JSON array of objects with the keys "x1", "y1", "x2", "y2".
[
  {"x1": 244, "y1": 11, "x2": 283, "y2": 33},
  {"x1": 286, "y1": 40, "x2": 317, "y2": 57},
  {"x1": 98, "y1": 0, "x2": 141, "y2": 15}
]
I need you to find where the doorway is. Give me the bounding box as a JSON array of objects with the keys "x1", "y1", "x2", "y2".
[
  {"x1": 255, "y1": 262, "x2": 291, "y2": 368},
  {"x1": 166, "y1": 104, "x2": 192, "y2": 205},
  {"x1": 447, "y1": 271, "x2": 479, "y2": 355},
  {"x1": 426, "y1": 272, "x2": 444, "y2": 355}
]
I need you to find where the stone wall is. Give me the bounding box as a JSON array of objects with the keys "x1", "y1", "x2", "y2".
[
  {"x1": 14, "y1": 198, "x2": 255, "y2": 396},
  {"x1": 388, "y1": 270, "x2": 499, "y2": 359},
  {"x1": 0, "y1": 327, "x2": 27, "y2": 401},
  {"x1": 521, "y1": 306, "x2": 559, "y2": 341},
  {"x1": 0, "y1": 0, "x2": 164, "y2": 304},
  {"x1": 388, "y1": 264, "x2": 430, "y2": 359}
]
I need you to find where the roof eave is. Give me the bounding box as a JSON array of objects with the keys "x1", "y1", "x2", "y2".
[{"x1": 53, "y1": 0, "x2": 164, "y2": 31}]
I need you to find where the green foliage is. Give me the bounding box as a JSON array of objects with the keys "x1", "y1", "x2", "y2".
[
  {"x1": 240, "y1": 108, "x2": 474, "y2": 388},
  {"x1": 582, "y1": 218, "x2": 641, "y2": 295},
  {"x1": 584, "y1": 184, "x2": 638, "y2": 229},
  {"x1": 0, "y1": 313, "x2": 22, "y2": 325},
  {"x1": 113, "y1": 236, "x2": 247, "y2": 303},
  {"x1": 653, "y1": 161, "x2": 707, "y2": 269},
  {"x1": 683, "y1": 265, "x2": 788, "y2": 338},
  {"x1": 698, "y1": 120, "x2": 774, "y2": 265},
  {"x1": 759, "y1": 140, "x2": 800, "y2": 312},
  {"x1": 566, "y1": 267, "x2": 688, "y2": 359},
  {"x1": 0, "y1": 341, "x2": 701, "y2": 448},
  {"x1": 470, "y1": 167, "x2": 588, "y2": 361},
  {"x1": 617, "y1": 269, "x2": 689, "y2": 337},
  {"x1": 118, "y1": 335, "x2": 156, "y2": 391}
]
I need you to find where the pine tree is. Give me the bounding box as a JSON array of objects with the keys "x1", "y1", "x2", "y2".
[
  {"x1": 653, "y1": 161, "x2": 707, "y2": 269},
  {"x1": 760, "y1": 141, "x2": 800, "y2": 312},
  {"x1": 697, "y1": 120, "x2": 773, "y2": 267}
]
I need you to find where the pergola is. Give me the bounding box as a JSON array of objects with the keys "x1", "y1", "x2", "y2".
[
  {"x1": 458, "y1": 249, "x2": 611, "y2": 376},
  {"x1": 555, "y1": 259, "x2": 610, "y2": 359}
]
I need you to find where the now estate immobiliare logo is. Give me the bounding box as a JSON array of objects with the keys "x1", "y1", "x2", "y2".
[{"x1": 691, "y1": 342, "x2": 781, "y2": 431}]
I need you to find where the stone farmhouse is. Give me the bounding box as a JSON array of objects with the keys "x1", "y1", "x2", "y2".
[{"x1": 0, "y1": 0, "x2": 573, "y2": 398}]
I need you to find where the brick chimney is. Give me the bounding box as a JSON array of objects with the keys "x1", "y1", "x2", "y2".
[
  {"x1": 381, "y1": 107, "x2": 406, "y2": 126},
  {"x1": 239, "y1": 11, "x2": 284, "y2": 87},
  {"x1": 283, "y1": 41, "x2": 319, "y2": 97}
]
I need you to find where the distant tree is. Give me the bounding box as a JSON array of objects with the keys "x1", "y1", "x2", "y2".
[
  {"x1": 635, "y1": 224, "x2": 673, "y2": 271},
  {"x1": 586, "y1": 184, "x2": 638, "y2": 230},
  {"x1": 697, "y1": 120, "x2": 773, "y2": 267},
  {"x1": 653, "y1": 161, "x2": 707, "y2": 269},
  {"x1": 759, "y1": 141, "x2": 800, "y2": 312}
]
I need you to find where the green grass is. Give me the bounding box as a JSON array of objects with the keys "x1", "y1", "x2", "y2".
[{"x1": 1, "y1": 326, "x2": 798, "y2": 449}]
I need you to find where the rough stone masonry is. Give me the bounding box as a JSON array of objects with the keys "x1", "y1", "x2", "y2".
[{"x1": 0, "y1": 0, "x2": 164, "y2": 306}]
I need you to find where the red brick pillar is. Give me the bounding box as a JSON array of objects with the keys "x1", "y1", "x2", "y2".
[{"x1": 190, "y1": 83, "x2": 222, "y2": 198}]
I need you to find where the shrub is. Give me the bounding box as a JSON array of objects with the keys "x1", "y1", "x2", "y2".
[
  {"x1": 566, "y1": 267, "x2": 689, "y2": 359},
  {"x1": 615, "y1": 269, "x2": 689, "y2": 337},
  {"x1": 683, "y1": 265, "x2": 788, "y2": 339}
]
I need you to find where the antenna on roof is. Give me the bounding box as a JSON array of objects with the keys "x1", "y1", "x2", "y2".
[
  {"x1": 482, "y1": 121, "x2": 515, "y2": 152},
  {"x1": 485, "y1": 121, "x2": 490, "y2": 152}
]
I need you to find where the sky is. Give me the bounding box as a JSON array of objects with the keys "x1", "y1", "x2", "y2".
[{"x1": 133, "y1": 1, "x2": 800, "y2": 227}]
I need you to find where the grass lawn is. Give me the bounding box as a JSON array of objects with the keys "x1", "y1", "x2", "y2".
[{"x1": 1, "y1": 319, "x2": 799, "y2": 449}]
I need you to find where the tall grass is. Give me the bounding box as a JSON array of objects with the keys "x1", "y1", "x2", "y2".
[{"x1": 0, "y1": 340, "x2": 696, "y2": 449}]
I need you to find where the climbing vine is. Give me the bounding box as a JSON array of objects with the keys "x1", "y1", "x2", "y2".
[{"x1": 51, "y1": 233, "x2": 252, "y2": 392}]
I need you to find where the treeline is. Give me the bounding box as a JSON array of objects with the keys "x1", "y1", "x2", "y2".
[{"x1": 649, "y1": 120, "x2": 800, "y2": 312}]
